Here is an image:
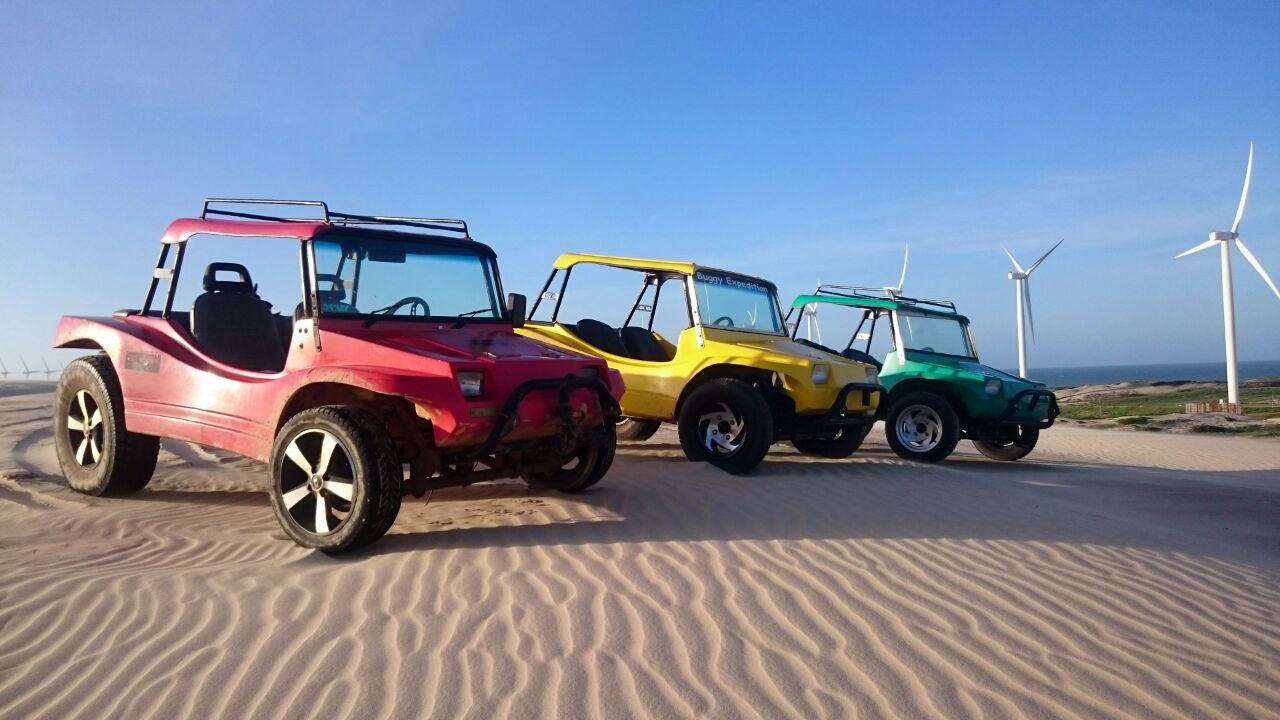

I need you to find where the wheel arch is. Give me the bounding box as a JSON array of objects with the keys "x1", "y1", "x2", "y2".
[
  {"x1": 886, "y1": 379, "x2": 969, "y2": 421},
  {"x1": 674, "y1": 363, "x2": 780, "y2": 418}
]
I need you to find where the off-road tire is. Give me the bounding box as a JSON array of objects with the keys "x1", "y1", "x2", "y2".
[
  {"x1": 972, "y1": 427, "x2": 1039, "y2": 461},
  {"x1": 791, "y1": 424, "x2": 871, "y2": 458},
  {"x1": 54, "y1": 355, "x2": 159, "y2": 496},
  {"x1": 524, "y1": 422, "x2": 617, "y2": 493},
  {"x1": 885, "y1": 391, "x2": 961, "y2": 463},
  {"x1": 677, "y1": 378, "x2": 774, "y2": 475},
  {"x1": 269, "y1": 406, "x2": 403, "y2": 553},
  {"x1": 616, "y1": 417, "x2": 661, "y2": 442}
]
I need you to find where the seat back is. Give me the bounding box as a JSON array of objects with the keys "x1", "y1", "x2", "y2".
[
  {"x1": 190, "y1": 263, "x2": 287, "y2": 371},
  {"x1": 573, "y1": 318, "x2": 628, "y2": 356},
  {"x1": 620, "y1": 326, "x2": 670, "y2": 361}
]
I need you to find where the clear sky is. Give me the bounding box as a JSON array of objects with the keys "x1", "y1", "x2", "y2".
[{"x1": 3, "y1": 0, "x2": 1278, "y2": 374}]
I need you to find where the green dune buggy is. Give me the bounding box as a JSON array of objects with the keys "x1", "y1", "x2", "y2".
[{"x1": 785, "y1": 286, "x2": 1058, "y2": 462}]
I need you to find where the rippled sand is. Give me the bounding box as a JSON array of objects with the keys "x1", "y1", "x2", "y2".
[{"x1": 1, "y1": 382, "x2": 1278, "y2": 719}]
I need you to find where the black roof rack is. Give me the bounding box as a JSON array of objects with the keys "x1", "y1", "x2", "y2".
[
  {"x1": 201, "y1": 198, "x2": 470, "y2": 238},
  {"x1": 815, "y1": 284, "x2": 958, "y2": 312}
]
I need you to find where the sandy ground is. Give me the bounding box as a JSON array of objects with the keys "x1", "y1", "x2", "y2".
[{"x1": 1, "y1": 382, "x2": 1278, "y2": 720}]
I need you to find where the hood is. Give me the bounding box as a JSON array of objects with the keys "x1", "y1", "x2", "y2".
[
  {"x1": 705, "y1": 328, "x2": 863, "y2": 366},
  {"x1": 324, "y1": 324, "x2": 590, "y2": 365}
]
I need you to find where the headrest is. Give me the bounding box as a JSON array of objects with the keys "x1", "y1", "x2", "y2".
[
  {"x1": 203, "y1": 263, "x2": 254, "y2": 293},
  {"x1": 315, "y1": 273, "x2": 346, "y2": 302}
]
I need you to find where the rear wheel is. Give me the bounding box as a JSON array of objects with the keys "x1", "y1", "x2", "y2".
[
  {"x1": 269, "y1": 407, "x2": 403, "y2": 553},
  {"x1": 54, "y1": 356, "x2": 159, "y2": 496},
  {"x1": 973, "y1": 427, "x2": 1039, "y2": 461},
  {"x1": 884, "y1": 392, "x2": 961, "y2": 463},
  {"x1": 791, "y1": 425, "x2": 871, "y2": 458},
  {"x1": 616, "y1": 417, "x2": 661, "y2": 442},
  {"x1": 524, "y1": 422, "x2": 616, "y2": 493},
  {"x1": 677, "y1": 378, "x2": 773, "y2": 474}
]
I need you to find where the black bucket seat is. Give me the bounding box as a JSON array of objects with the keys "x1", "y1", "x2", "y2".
[{"x1": 190, "y1": 263, "x2": 286, "y2": 371}]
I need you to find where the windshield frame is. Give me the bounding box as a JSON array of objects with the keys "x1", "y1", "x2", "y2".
[
  {"x1": 689, "y1": 269, "x2": 787, "y2": 337},
  {"x1": 891, "y1": 309, "x2": 977, "y2": 360},
  {"x1": 305, "y1": 228, "x2": 509, "y2": 324}
]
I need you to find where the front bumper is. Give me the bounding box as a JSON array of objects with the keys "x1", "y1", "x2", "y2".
[
  {"x1": 796, "y1": 381, "x2": 886, "y2": 429},
  {"x1": 458, "y1": 375, "x2": 621, "y2": 461},
  {"x1": 995, "y1": 389, "x2": 1059, "y2": 429}
]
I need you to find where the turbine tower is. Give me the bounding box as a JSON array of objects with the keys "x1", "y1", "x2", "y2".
[
  {"x1": 1003, "y1": 240, "x2": 1063, "y2": 379},
  {"x1": 1176, "y1": 142, "x2": 1280, "y2": 405}
]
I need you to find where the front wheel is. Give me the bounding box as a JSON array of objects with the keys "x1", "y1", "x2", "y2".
[
  {"x1": 884, "y1": 392, "x2": 961, "y2": 463},
  {"x1": 791, "y1": 425, "x2": 870, "y2": 458},
  {"x1": 524, "y1": 422, "x2": 617, "y2": 493},
  {"x1": 269, "y1": 406, "x2": 403, "y2": 553},
  {"x1": 972, "y1": 427, "x2": 1039, "y2": 461},
  {"x1": 677, "y1": 378, "x2": 774, "y2": 475}
]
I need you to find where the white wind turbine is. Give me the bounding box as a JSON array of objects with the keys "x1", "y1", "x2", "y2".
[
  {"x1": 0, "y1": 359, "x2": 9, "y2": 378},
  {"x1": 1002, "y1": 240, "x2": 1063, "y2": 379},
  {"x1": 1175, "y1": 142, "x2": 1280, "y2": 406},
  {"x1": 19, "y1": 357, "x2": 35, "y2": 378}
]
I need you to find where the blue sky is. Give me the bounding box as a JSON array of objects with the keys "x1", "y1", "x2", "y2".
[{"x1": 2, "y1": 0, "x2": 1278, "y2": 374}]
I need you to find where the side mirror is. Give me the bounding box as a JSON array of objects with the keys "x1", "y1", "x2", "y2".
[{"x1": 506, "y1": 293, "x2": 527, "y2": 328}]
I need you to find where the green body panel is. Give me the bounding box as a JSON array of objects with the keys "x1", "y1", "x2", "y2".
[{"x1": 879, "y1": 351, "x2": 1050, "y2": 423}]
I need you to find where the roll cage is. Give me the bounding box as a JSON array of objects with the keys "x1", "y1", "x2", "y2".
[
  {"x1": 786, "y1": 285, "x2": 979, "y2": 365},
  {"x1": 138, "y1": 198, "x2": 513, "y2": 331},
  {"x1": 529, "y1": 255, "x2": 786, "y2": 342}
]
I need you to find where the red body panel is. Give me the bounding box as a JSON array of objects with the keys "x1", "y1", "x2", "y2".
[{"x1": 53, "y1": 314, "x2": 623, "y2": 463}]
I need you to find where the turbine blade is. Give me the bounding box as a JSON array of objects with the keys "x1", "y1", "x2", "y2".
[
  {"x1": 1234, "y1": 238, "x2": 1280, "y2": 301},
  {"x1": 1022, "y1": 279, "x2": 1035, "y2": 342},
  {"x1": 896, "y1": 245, "x2": 909, "y2": 291},
  {"x1": 1176, "y1": 238, "x2": 1219, "y2": 258},
  {"x1": 1002, "y1": 247, "x2": 1025, "y2": 273},
  {"x1": 1027, "y1": 239, "x2": 1063, "y2": 274},
  {"x1": 1231, "y1": 141, "x2": 1254, "y2": 235}
]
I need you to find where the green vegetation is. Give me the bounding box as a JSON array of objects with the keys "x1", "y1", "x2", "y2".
[{"x1": 1058, "y1": 380, "x2": 1280, "y2": 436}]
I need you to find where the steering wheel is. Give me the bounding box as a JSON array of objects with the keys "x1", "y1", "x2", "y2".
[
  {"x1": 373, "y1": 296, "x2": 431, "y2": 317},
  {"x1": 712, "y1": 316, "x2": 735, "y2": 327}
]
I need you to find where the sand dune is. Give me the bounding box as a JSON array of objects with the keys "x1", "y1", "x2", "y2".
[{"x1": 1, "y1": 383, "x2": 1278, "y2": 719}]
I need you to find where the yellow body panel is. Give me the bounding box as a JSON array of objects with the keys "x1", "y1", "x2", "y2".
[{"x1": 518, "y1": 323, "x2": 879, "y2": 422}]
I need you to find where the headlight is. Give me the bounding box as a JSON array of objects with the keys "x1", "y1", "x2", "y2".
[
  {"x1": 811, "y1": 363, "x2": 829, "y2": 384},
  {"x1": 580, "y1": 366, "x2": 600, "y2": 379},
  {"x1": 984, "y1": 378, "x2": 1002, "y2": 396},
  {"x1": 458, "y1": 371, "x2": 484, "y2": 397},
  {"x1": 866, "y1": 367, "x2": 878, "y2": 385}
]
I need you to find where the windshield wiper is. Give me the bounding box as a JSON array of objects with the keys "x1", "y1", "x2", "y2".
[
  {"x1": 360, "y1": 305, "x2": 399, "y2": 329},
  {"x1": 451, "y1": 308, "x2": 494, "y2": 328}
]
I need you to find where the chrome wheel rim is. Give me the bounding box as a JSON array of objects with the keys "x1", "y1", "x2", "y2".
[
  {"x1": 66, "y1": 389, "x2": 104, "y2": 468},
  {"x1": 279, "y1": 429, "x2": 356, "y2": 535},
  {"x1": 895, "y1": 404, "x2": 943, "y2": 453},
  {"x1": 698, "y1": 403, "x2": 744, "y2": 456}
]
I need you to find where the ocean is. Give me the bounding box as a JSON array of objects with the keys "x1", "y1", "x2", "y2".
[{"x1": 1004, "y1": 360, "x2": 1280, "y2": 389}]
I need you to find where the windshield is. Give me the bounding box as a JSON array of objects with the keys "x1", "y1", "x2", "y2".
[
  {"x1": 312, "y1": 235, "x2": 502, "y2": 320},
  {"x1": 896, "y1": 311, "x2": 974, "y2": 357},
  {"x1": 692, "y1": 270, "x2": 785, "y2": 334}
]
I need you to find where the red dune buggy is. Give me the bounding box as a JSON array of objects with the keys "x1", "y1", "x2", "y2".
[{"x1": 52, "y1": 199, "x2": 623, "y2": 552}]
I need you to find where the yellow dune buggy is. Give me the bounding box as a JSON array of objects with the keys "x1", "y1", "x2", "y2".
[{"x1": 517, "y1": 253, "x2": 883, "y2": 474}]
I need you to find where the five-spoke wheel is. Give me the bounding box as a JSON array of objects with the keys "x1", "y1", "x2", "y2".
[
  {"x1": 54, "y1": 355, "x2": 159, "y2": 496},
  {"x1": 269, "y1": 407, "x2": 403, "y2": 553}
]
